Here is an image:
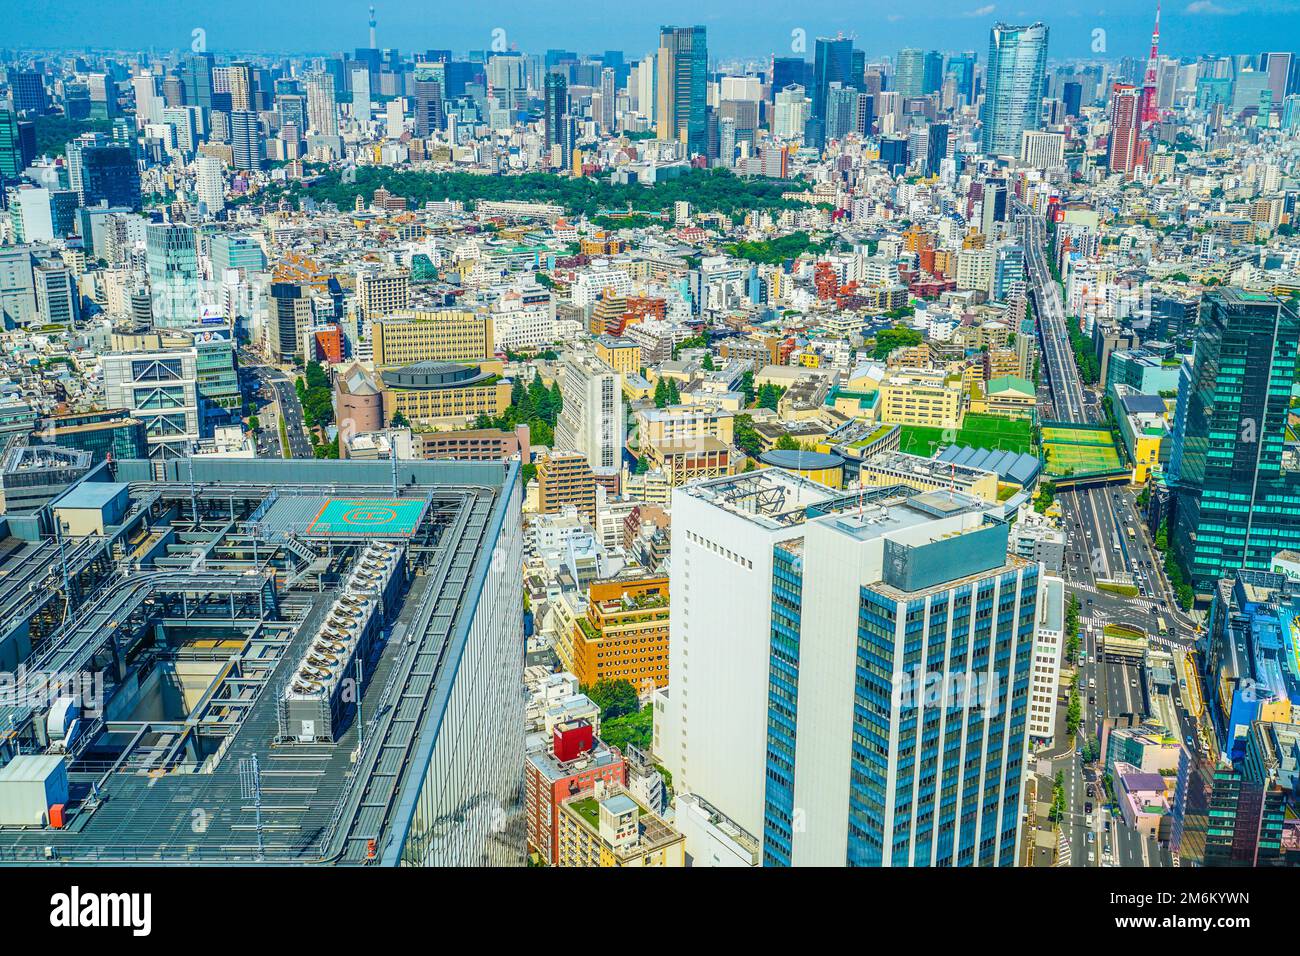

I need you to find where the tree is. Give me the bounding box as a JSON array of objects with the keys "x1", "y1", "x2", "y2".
[
  {"x1": 582, "y1": 679, "x2": 639, "y2": 721},
  {"x1": 390, "y1": 411, "x2": 409, "y2": 428},
  {"x1": 872, "y1": 324, "x2": 923, "y2": 360},
  {"x1": 740, "y1": 370, "x2": 755, "y2": 404},
  {"x1": 758, "y1": 382, "x2": 780, "y2": 411},
  {"x1": 247, "y1": 415, "x2": 260, "y2": 434},
  {"x1": 774, "y1": 434, "x2": 803, "y2": 451},
  {"x1": 666, "y1": 378, "x2": 681, "y2": 405},
  {"x1": 702, "y1": 353, "x2": 715, "y2": 371},
  {"x1": 654, "y1": 378, "x2": 669, "y2": 408}
]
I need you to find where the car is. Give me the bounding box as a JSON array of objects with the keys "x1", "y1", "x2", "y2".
[
  {"x1": 1086, "y1": 830, "x2": 1095, "y2": 844},
  {"x1": 1085, "y1": 802, "x2": 1093, "y2": 814},
  {"x1": 1130, "y1": 678, "x2": 1138, "y2": 687}
]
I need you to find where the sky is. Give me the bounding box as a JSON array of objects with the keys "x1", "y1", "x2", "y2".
[{"x1": 6, "y1": 0, "x2": 1299, "y2": 62}]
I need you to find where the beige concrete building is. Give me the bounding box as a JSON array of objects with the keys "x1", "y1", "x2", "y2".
[
  {"x1": 371, "y1": 310, "x2": 494, "y2": 366},
  {"x1": 878, "y1": 368, "x2": 964, "y2": 430}
]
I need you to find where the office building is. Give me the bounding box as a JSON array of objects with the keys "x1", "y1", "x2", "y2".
[
  {"x1": 555, "y1": 790, "x2": 684, "y2": 867},
  {"x1": 809, "y1": 36, "x2": 856, "y2": 147},
  {"x1": 543, "y1": 71, "x2": 567, "y2": 150},
  {"x1": 370, "y1": 310, "x2": 495, "y2": 366},
  {"x1": 305, "y1": 71, "x2": 338, "y2": 136},
  {"x1": 1172, "y1": 290, "x2": 1300, "y2": 591},
  {"x1": 655, "y1": 26, "x2": 708, "y2": 155},
  {"x1": 981, "y1": 23, "x2": 1049, "y2": 157},
  {"x1": 146, "y1": 223, "x2": 200, "y2": 328},
  {"x1": 102, "y1": 347, "x2": 201, "y2": 458},
  {"x1": 659, "y1": 475, "x2": 1039, "y2": 866},
  {"x1": 195, "y1": 155, "x2": 225, "y2": 214},
  {"x1": 895, "y1": 49, "x2": 926, "y2": 99},
  {"x1": 525, "y1": 721, "x2": 627, "y2": 866}
]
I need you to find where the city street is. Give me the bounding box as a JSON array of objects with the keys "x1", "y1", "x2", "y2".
[
  {"x1": 1018, "y1": 201, "x2": 1184, "y2": 868},
  {"x1": 242, "y1": 349, "x2": 314, "y2": 458}
]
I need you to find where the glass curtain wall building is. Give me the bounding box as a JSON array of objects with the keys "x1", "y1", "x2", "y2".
[
  {"x1": 1171, "y1": 290, "x2": 1300, "y2": 591},
  {"x1": 981, "y1": 22, "x2": 1048, "y2": 157}
]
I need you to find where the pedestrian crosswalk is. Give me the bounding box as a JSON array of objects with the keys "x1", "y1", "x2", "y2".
[{"x1": 1055, "y1": 828, "x2": 1071, "y2": 867}]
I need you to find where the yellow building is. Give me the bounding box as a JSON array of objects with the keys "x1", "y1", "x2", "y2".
[
  {"x1": 594, "y1": 335, "x2": 641, "y2": 378},
  {"x1": 379, "y1": 361, "x2": 510, "y2": 425},
  {"x1": 567, "y1": 576, "x2": 670, "y2": 690},
  {"x1": 757, "y1": 448, "x2": 845, "y2": 488},
  {"x1": 878, "y1": 368, "x2": 964, "y2": 430},
  {"x1": 537, "y1": 452, "x2": 598, "y2": 522},
  {"x1": 371, "y1": 310, "x2": 494, "y2": 366},
  {"x1": 556, "y1": 791, "x2": 685, "y2": 867},
  {"x1": 857, "y1": 450, "x2": 1000, "y2": 502}
]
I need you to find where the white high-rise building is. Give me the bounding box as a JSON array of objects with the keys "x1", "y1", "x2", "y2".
[
  {"x1": 1028, "y1": 575, "x2": 1066, "y2": 743},
  {"x1": 305, "y1": 71, "x2": 338, "y2": 136},
  {"x1": 132, "y1": 72, "x2": 163, "y2": 127},
  {"x1": 554, "y1": 349, "x2": 623, "y2": 477},
  {"x1": 660, "y1": 473, "x2": 1045, "y2": 867},
  {"x1": 773, "y1": 84, "x2": 809, "y2": 140},
  {"x1": 195, "y1": 155, "x2": 225, "y2": 215}
]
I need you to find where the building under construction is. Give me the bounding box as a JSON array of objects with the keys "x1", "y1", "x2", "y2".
[{"x1": 0, "y1": 456, "x2": 523, "y2": 866}]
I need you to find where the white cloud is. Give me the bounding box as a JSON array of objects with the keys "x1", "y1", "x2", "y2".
[
  {"x1": 1185, "y1": 0, "x2": 1229, "y2": 13},
  {"x1": 964, "y1": 3, "x2": 997, "y2": 14}
]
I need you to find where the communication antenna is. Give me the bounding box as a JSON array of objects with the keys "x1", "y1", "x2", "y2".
[
  {"x1": 390, "y1": 438, "x2": 398, "y2": 494},
  {"x1": 239, "y1": 755, "x2": 265, "y2": 862}
]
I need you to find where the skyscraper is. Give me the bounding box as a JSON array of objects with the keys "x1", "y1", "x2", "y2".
[
  {"x1": 659, "y1": 474, "x2": 1039, "y2": 866},
  {"x1": 922, "y1": 50, "x2": 945, "y2": 94},
  {"x1": 412, "y1": 63, "x2": 445, "y2": 137},
  {"x1": 543, "y1": 71, "x2": 567, "y2": 149},
  {"x1": 1107, "y1": 83, "x2": 1144, "y2": 178},
  {"x1": 1172, "y1": 290, "x2": 1300, "y2": 591},
  {"x1": 183, "y1": 53, "x2": 214, "y2": 113},
  {"x1": 655, "y1": 25, "x2": 708, "y2": 156},
  {"x1": 895, "y1": 48, "x2": 926, "y2": 98},
  {"x1": 229, "y1": 110, "x2": 263, "y2": 171},
  {"x1": 980, "y1": 22, "x2": 1049, "y2": 157},
  {"x1": 195, "y1": 156, "x2": 225, "y2": 216},
  {"x1": 925, "y1": 122, "x2": 949, "y2": 177},
  {"x1": 305, "y1": 71, "x2": 338, "y2": 136},
  {"x1": 809, "y1": 36, "x2": 856, "y2": 146},
  {"x1": 146, "y1": 223, "x2": 200, "y2": 329},
  {"x1": 81, "y1": 144, "x2": 141, "y2": 210}
]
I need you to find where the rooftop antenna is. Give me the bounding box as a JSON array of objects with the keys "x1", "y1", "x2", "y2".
[
  {"x1": 239, "y1": 755, "x2": 265, "y2": 862},
  {"x1": 390, "y1": 438, "x2": 398, "y2": 495}
]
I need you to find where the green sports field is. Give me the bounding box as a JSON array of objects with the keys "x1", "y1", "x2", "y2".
[
  {"x1": 1041, "y1": 424, "x2": 1125, "y2": 478},
  {"x1": 898, "y1": 413, "x2": 1034, "y2": 458}
]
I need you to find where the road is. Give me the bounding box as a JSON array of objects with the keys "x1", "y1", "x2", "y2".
[
  {"x1": 1018, "y1": 201, "x2": 1184, "y2": 868},
  {"x1": 242, "y1": 350, "x2": 314, "y2": 459}
]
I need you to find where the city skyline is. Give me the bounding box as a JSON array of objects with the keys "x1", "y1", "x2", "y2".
[{"x1": 6, "y1": 1, "x2": 1300, "y2": 60}]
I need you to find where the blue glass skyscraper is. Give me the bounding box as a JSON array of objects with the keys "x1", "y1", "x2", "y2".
[{"x1": 981, "y1": 22, "x2": 1048, "y2": 157}]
